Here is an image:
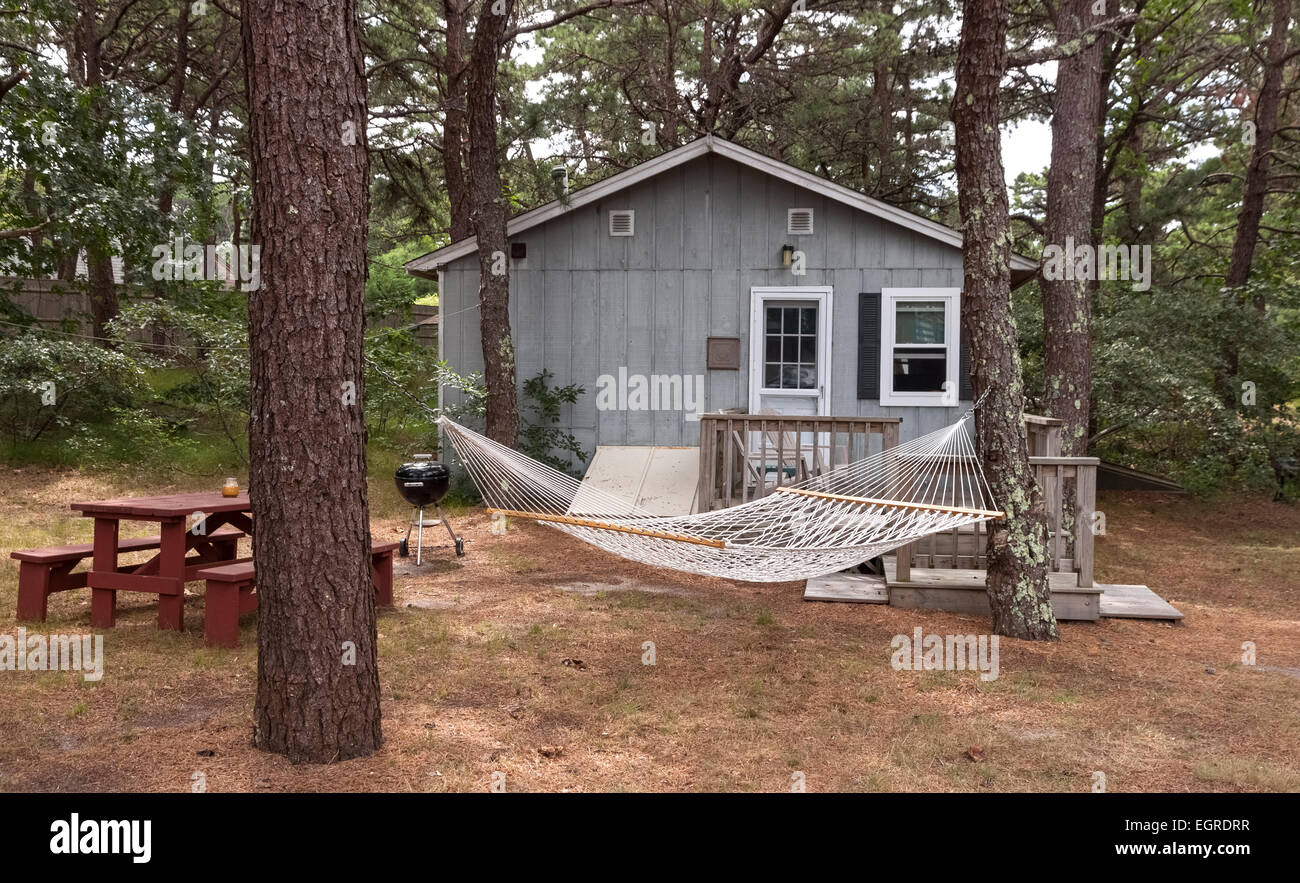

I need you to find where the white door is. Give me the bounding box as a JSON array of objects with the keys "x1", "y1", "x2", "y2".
[
  {"x1": 747, "y1": 287, "x2": 833, "y2": 482},
  {"x1": 748, "y1": 287, "x2": 831, "y2": 416}
]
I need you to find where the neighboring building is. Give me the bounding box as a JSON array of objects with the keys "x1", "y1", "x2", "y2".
[{"x1": 406, "y1": 136, "x2": 1037, "y2": 461}]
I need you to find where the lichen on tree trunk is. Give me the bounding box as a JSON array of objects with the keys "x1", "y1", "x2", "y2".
[{"x1": 953, "y1": 0, "x2": 1059, "y2": 641}]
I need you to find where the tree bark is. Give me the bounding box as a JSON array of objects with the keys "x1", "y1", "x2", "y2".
[
  {"x1": 1042, "y1": 0, "x2": 1103, "y2": 457},
  {"x1": 443, "y1": 0, "x2": 472, "y2": 242},
  {"x1": 243, "y1": 0, "x2": 382, "y2": 762},
  {"x1": 75, "y1": 0, "x2": 119, "y2": 340},
  {"x1": 466, "y1": 0, "x2": 520, "y2": 446},
  {"x1": 1227, "y1": 0, "x2": 1291, "y2": 297},
  {"x1": 953, "y1": 0, "x2": 1059, "y2": 640},
  {"x1": 1221, "y1": 0, "x2": 1291, "y2": 401},
  {"x1": 872, "y1": 59, "x2": 894, "y2": 198},
  {"x1": 153, "y1": 3, "x2": 191, "y2": 352}
]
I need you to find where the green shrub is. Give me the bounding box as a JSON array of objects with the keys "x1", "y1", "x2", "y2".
[
  {"x1": 0, "y1": 332, "x2": 144, "y2": 446},
  {"x1": 521, "y1": 369, "x2": 586, "y2": 474}
]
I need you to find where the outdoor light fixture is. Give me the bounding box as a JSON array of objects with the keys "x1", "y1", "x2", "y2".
[{"x1": 782, "y1": 244, "x2": 794, "y2": 267}]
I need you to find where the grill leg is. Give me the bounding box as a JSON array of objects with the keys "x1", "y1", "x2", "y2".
[
  {"x1": 416, "y1": 507, "x2": 424, "y2": 566},
  {"x1": 436, "y1": 505, "x2": 464, "y2": 557}
]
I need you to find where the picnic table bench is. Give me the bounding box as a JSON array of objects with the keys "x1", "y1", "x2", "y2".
[
  {"x1": 13, "y1": 528, "x2": 243, "y2": 622},
  {"x1": 197, "y1": 540, "x2": 400, "y2": 646}
]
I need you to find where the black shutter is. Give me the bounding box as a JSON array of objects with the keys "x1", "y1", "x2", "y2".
[
  {"x1": 858, "y1": 292, "x2": 881, "y2": 399},
  {"x1": 959, "y1": 329, "x2": 973, "y2": 401}
]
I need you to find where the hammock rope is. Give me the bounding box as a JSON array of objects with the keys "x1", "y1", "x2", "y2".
[{"x1": 438, "y1": 414, "x2": 1001, "y2": 583}]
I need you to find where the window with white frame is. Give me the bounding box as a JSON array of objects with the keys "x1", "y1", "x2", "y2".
[{"x1": 879, "y1": 288, "x2": 960, "y2": 407}]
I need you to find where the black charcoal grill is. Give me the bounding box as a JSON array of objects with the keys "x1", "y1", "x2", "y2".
[{"x1": 395, "y1": 455, "x2": 464, "y2": 563}]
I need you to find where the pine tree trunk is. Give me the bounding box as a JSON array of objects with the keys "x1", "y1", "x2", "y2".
[
  {"x1": 443, "y1": 0, "x2": 472, "y2": 241},
  {"x1": 86, "y1": 243, "x2": 117, "y2": 339},
  {"x1": 1230, "y1": 0, "x2": 1292, "y2": 294},
  {"x1": 953, "y1": 0, "x2": 1058, "y2": 641},
  {"x1": 242, "y1": 0, "x2": 382, "y2": 762},
  {"x1": 1042, "y1": 0, "x2": 1101, "y2": 458},
  {"x1": 1219, "y1": 0, "x2": 1291, "y2": 403},
  {"x1": 466, "y1": 0, "x2": 519, "y2": 446},
  {"x1": 1227, "y1": 0, "x2": 1291, "y2": 294},
  {"x1": 76, "y1": 0, "x2": 118, "y2": 341},
  {"x1": 153, "y1": 4, "x2": 191, "y2": 352}
]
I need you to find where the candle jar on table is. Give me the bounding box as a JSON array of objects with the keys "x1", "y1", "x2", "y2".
[{"x1": 222, "y1": 478, "x2": 239, "y2": 498}]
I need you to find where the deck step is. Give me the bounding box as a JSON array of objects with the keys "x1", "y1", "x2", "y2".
[
  {"x1": 803, "y1": 561, "x2": 1182, "y2": 624},
  {"x1": 880, "y1": 559, "x2": 1101, "y2": 621},
  {"x1": 1097, "y1": 583, "x2": 1183, "y2": 620},
  {"x1": 803, "y1": 573, "x2": 889, "y2": 603}
]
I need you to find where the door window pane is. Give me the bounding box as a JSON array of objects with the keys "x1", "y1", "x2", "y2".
[{"x1": 762, "y1": 303, "x2": 819, "y2": 390}]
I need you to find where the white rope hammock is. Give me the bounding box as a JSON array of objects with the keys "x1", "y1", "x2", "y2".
[{"x1": 438, "y1": 414, "x2": 1002, "y2": 583}]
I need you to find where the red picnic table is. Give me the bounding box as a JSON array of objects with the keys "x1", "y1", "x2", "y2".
[{"x1": 70, "y1": 491, "x2": 253, "y2": 631}]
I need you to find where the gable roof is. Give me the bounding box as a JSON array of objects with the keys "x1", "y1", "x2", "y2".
[{"x1": 405, "y1": 135, "x2": 1039, "y2": 279}]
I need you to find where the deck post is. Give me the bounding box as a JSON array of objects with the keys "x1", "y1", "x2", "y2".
[
  {"x1": 697, "y1": 415, "x2": 715, "y2": 513},
  {"x1": 880, "y1": 421, "x2": 912, "y2": 581},
  {"x1": 1074, "y1": 462, "x2": 1097, "y2": 587}
]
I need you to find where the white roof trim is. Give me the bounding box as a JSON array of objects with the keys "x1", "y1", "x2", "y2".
[{"x1": 405, "y1": 136, "x2": 1038, "y2": 277}]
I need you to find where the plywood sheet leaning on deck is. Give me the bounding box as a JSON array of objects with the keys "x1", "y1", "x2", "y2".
[{"x1": 575, "y1": 446, "x2": 700, "y2": 517}]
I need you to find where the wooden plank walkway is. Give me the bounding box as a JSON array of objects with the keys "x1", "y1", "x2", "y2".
[
  {"x1": 803, "y1": 573, "x2": 889, "y2": 603},
  {"x1": 1097, "y1": 583, "x2": 1184, "y2": 620},
  {"x1": 802, "y1": 559, "x2": 1184, "y2": 623}
]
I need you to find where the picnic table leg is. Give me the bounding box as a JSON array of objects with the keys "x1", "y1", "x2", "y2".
[
  {"x1": 90, "y1": 518, "x2": 119, "y2": 628},
  {"x1": 15, "y1": 562, "x2": 51, "y2": 622},
  {"x1": 156, "y1": 520, "x2": 188, "y2": 631},
  {"x1": 372, "y1": 552, "x2": 394, "y2": 606},
  {"x1": 204, "y1": 581, "x2": 241, "y2": 647}
]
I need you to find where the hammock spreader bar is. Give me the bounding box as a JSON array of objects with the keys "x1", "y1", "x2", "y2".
[
  {"x1": 486, "y1": 508, "x2": 727, "y2": 548},
  {"x1": 772, "y1": 486, "x2": 1005, "y2": 520}
]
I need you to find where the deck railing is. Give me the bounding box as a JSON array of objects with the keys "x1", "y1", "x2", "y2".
[
  {"x1": 696, "y1": 412, "x2": 902, "y2": 511},
  {"x1": 695, "y1": 410, "x2": 1096, "y2": 588},
  {"x1": 895, "y1": 454, "x2": 1098, "y2": 587}
]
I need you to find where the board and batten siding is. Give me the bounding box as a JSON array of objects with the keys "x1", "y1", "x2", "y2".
[{"x1": 438, "y1": 153, "x2": 967, "y2": 462}]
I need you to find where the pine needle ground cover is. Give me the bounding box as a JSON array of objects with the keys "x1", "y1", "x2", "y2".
[{"x1": 1, "y1": 468, "x2": 1296, "y2": 793}]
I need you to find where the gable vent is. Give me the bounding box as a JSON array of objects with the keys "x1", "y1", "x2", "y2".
[
  {"x1": 787, "y1": 208, "x2": 814, "y2": 235},
  {"x1": 608, "y1": 209, "x2": 635, "y2": 236}
]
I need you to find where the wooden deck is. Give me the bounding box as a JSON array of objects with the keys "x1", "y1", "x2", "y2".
[
  {"x1": 801, "y1": 557, "x2": 1183, "y2": 622},
  {"x1": 883, "y1": 559, "x2": 1102, "y2": 621}
]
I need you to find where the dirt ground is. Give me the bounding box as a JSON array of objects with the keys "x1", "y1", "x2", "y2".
[{"x1": 1, "y1": 468, "x2": 1297, "y2": 792}]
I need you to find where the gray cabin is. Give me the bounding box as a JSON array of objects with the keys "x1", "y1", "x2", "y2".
[{"x1": 406, "y1": 136, "x2": 1037, "y2": 466}]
